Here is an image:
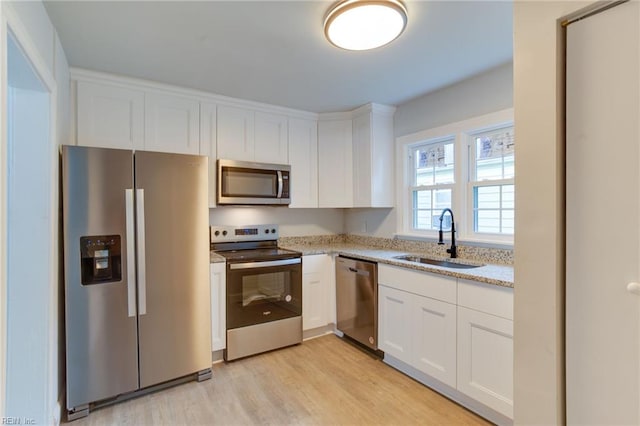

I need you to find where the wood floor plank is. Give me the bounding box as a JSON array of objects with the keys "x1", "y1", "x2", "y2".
[{"x1": 69, "y1": 335, "x2": 490, "y2": 425}]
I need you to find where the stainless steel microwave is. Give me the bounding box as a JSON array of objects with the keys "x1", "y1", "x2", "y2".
[{"x1": 217, "y1": 159, "x2": 291, "y2": 205}]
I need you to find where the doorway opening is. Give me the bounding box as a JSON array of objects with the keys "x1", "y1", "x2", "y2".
[{"x1": 5, "y1": 30, "x2": 53, "y2": 424}]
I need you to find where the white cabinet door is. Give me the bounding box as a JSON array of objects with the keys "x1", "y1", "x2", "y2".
[
  {"x1": 413, "y1": 296, "x2": 457, "y2": 388},
  {"x1": 457, "y1": 306, "x2": 513, "y2": 418},
  {"x1": 378, "y1": 284, "x2": 412, "y2": 363},
  {"x1": 76, "y1": 81, "x2": 144, "y2": 149},
  {"x1": 210, "y1": 262, "x2": 226, "y2": 352},
  {"x1": 288, "y1": 118, "x2": 318, "y2": 208},
  {"x1": 217, "y1": 105, "x2": 255, "y2": 161},
  {"x1": 200, "y1": 102, "x2": 217, "y2": 207},
  {"x1": 352, "y1": 106, "x2": 394, "y2": 208},
  {"x1": 318, "y1": 119, "x2": 353, "y2": 207},
  {"x1": 144, "y1": 92, "x2": 200, "y2": 154},
  {"x1": 566, "y1": 2, "x2": 640, "y2": 424},
  {"x1": 302, "y1": 255, "x2": 330, "y2": 331},
  {"x1": 352, "y1": 112, "x2": 372, "y2": 207},
  {"x1": 254, "y1": 112, "x2": 288, "y2": 164}
]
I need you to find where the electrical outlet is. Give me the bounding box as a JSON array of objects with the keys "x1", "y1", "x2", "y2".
[{"x1": 361, "y1": 221, "x2": 367, "y2": 233}]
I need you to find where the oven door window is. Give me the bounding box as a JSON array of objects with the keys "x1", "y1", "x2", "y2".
[{"x1": 227, "y1": 263, "x2": 302, "y2": 329}]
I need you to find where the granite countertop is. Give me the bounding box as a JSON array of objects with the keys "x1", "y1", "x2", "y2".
[
  {"x1": 279, "y1": 243, "x2": 514, "y2": 288},
  {"x1": 210, "y1": 241, "x2": 513, "y2": 288}
]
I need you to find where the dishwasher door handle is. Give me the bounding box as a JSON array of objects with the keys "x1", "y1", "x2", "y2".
[{"x1": 346, "y1": 266, "x2": 370, "y2": 277}]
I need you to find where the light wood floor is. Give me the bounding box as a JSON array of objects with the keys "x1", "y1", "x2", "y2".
[{"x1": 70, "y1": 335, "x2": 490, "y2": 425}]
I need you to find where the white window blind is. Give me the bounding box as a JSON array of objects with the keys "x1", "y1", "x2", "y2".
[{"x1": 410, "y1": 139, "x2": 454, "y2": 231}]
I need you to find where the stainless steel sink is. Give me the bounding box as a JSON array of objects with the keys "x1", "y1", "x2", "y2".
[{"x1": 393, "y1": 255, "x2": 483, "y2": 269}]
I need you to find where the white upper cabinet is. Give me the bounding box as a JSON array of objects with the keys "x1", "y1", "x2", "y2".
[
  {"x1": 76, "y1": 80, "x2": 144, "y2": 150},
  {"x1": 217, "y1": 106, "x2": 288, "y2": 164},
  {"x1": 318, "y1": 104, "x2": 395, "y2": 209},
  {"x1": 352, "y1": 104, "x2": 395, "y2": 208},
  {"x1": 318, "y1": 118, "x2": 353, "y2": 207},
  {"x1": 288, "y1": 118, "x2": 318, "y2": 208},
  {"x1": 144, "y1": 92, "x2": 200, "y2": 154},
  {"x1": 254, "y1": 112, "x2": 288, "y2": 164},
  {"x1": 199, "y1": 102, "x2": 217, "y2": 207},
  {"x1": 216, "y1": 105, "x2": 255, "y2": 161}
]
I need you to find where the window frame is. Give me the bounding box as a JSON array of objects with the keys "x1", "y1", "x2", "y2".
[
  {"x1": 408, "y1": 136, "x2": 456, "y2": 233},
  {"x1": 395, "y1": 108, "x2": 514, "y2": 247}
]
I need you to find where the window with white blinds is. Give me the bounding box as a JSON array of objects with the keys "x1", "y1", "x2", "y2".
[
  {"x1": 399, "y1": 109, "x2": 514, "y2": 246},
  {"x1": 410, "y1": 139, "x2": 454, "y2": 231},
  {"x1": 469, "y1": 126, "x2": 515, "y2": 235}
]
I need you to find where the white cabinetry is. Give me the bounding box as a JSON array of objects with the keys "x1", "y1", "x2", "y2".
[
  {"x1": 318, "y1": 104, "x2": 395, "y2": 208},
  {"x1": 216, "y1": 105, "x2": 255, "y2": 161},
  {"x1": 378, "y1": 285, "x2": 412, "y2": 362},
  {"x1": 318, "y1": 118, "x2": 353, "y2": 207},
  {"x1": 288, "y1": 118, "x2": 318, "y2": 208},
  {"x1": 210, "y1": 262, "x2": 226, "y2": 352},
  {"x1": 76, "y1": 80, "x2": 144, "y2": 149},
  {"x1": 378, "y1": 265, "x2": 457, "y2": 387},
  {"x1": 457, "y1": 279, "x2": 513, "y2": 418},
  {"x1": 378, "y1": 266, "x2": 514, "y2": 423},
  {"x1": 144, "y1": 92, "x2": 200, "y2": 154},
  {"x1": 217, "y1": 106, "x2": 288, "y2": 164},
  {"x1": 199, "y1": 102, "x2": 217, "y2": 207},
  {"x1": 352, "y1": 104, "x2": 395, "y2": 207},
  {"x1": 302, "y1": 254, "x2": 331, "y2": 331},
  {"x1": 254, "y1": 112, "x2": 288, "y2": 164}
]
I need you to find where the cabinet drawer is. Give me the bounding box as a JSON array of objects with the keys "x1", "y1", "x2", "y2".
[
  {"x1": 458, "y1": 279, "x2": 513, "y2": 320},
  {"x1": 378, "y1": 264, "x2": 456, "y2": 304}
]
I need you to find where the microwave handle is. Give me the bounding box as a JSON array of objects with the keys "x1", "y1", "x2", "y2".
[{"x1": 277, "y1": 170, "x2": 283, "y2": 198}]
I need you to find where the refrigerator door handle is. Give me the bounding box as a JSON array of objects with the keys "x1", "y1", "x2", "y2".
[
  {"x1": 136, "y1": 188, "x2": 147, "y2": 315},
  {"x1": 125, "y1": 189, "x2": 137, "y2": 317}
]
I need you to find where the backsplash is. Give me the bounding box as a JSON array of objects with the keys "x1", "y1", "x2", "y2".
[{"x1": 279, "y1": 234, "x2": 514, "y2": 265}]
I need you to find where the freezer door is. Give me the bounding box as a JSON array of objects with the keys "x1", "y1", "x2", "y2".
[
  {"x1": 62, "y1": 146, "x2": 139, "y2": 409},
  {"x1": 135, "y1": 151, "x2": 212, "y2": 388}
]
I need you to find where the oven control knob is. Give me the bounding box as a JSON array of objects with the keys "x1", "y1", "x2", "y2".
[
  {"x1": 265, "y1": 229, "x2": 270, "y2": 234},
  {"x1": 271, "y1": 228, "x2": 276, "y2": 234},
  {"x1": 214, "y1": 230, "x2": 220, "y2": 237},
  {"x1": 222, "y1": 230, "x2": 228, "y2": 236}
]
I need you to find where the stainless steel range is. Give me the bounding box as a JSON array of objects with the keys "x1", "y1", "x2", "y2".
[{"x1": 211, "y1": 225, "x2": 302, "y2": 361}]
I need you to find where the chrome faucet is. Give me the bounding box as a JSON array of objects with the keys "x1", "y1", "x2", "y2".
[{"x1": 438, "y1": 208, "x2": 457, "y2": 258}]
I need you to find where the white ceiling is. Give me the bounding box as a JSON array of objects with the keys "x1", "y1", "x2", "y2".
[{"x1": 44, "y1": 1, "x2": 513, "y2": 113}]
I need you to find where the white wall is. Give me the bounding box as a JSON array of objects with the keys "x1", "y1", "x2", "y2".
[
  {"x1": 394, "y1": 62, "x2": 513, "y2": 138},
  {"x1": 209, "y1": 207, "x2": 344, "y2": 237},
  {"x1": 1, "y1": 1, "x2": 70, "y2": 423},
  {"x1": 346, "y1": 63, "x2": 514, "y2": 239},
  {"x1": 513, "y1": 2, "x2": 590, "y2": 424}
]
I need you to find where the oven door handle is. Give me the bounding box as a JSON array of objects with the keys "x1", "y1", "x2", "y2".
[
  {"x1": 277, "y1": 170, "x2": 284, "y2": 198},
  {"x1": 229, "y1": 258, "x2": 301, "y2": 270}
]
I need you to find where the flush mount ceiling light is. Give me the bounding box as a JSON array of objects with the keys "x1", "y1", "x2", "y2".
[{"x1": 323, "y1": 0, "x2": 408, "y2": 51}]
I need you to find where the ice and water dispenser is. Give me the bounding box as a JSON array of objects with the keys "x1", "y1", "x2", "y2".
[{"x1": 80, "y1": 235, "x2": 122, "y2": 285}]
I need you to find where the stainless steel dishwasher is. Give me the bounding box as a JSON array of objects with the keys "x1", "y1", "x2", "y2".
[{"x1": 336, "y1": 256, "x2": 378, "y2": 351}]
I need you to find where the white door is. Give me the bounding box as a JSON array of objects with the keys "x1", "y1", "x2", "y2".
[
  {"x1": 566, "y1": 2, "x2": 640, "y2": 424},
  {"x1": 288, "y1": 118, "x2": 318, "y2": 208},
  {"x1": 217, "y1": 105, "x2": 254, "y2": 161}
]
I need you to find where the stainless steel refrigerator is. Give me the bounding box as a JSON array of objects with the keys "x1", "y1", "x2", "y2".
[{"x1": 62, "y1": 146, "x2": 212, "y2": 420}]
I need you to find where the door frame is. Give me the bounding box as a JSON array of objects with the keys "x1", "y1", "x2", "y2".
[{"x1": 0, "y1": 2, "x2": 58, "y2": 421}]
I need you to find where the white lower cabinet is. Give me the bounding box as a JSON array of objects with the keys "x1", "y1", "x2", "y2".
[
  {"x1": 378, "y1": 264, "x2": 513, "y2": 423},
  {"x1": 414, "y1": 295, "x2": 457, "y2": 387},
  {"x1": 457, "y1": 279, "x2": 514, "y2": 419},
  {"x1": 378, "y1": 285, "x2": 412, "y2": 362},
  {"x1": 378, "y1": 284, "x2": 456, "y2": 387},
  {"x1": 302, "y1": 255, "x2": 331, "y2": 331},
  {"x1": 457, "y1": 306, "x2": 513, "y2": 418},
  {"x1": 210, "y1": 262, "x2": 226, "y2": 352}
]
